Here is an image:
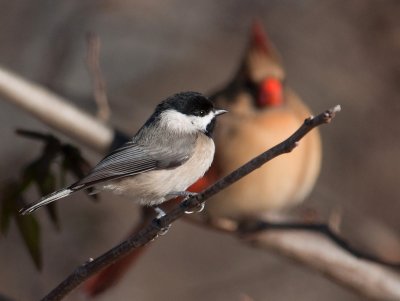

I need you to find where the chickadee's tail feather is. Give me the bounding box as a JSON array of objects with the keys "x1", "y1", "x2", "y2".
[{"x1": 20, "y1": 188, "x2": 74, "y2": 215}]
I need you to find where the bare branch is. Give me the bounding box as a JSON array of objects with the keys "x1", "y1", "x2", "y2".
[
  {"x1": 247, "y1": 231, "x2": 400, "y2": 300},
  {"x1": 85, "y1": 33, "x2": 111, "y2": 122},
  {"x1": 0, "y1": 66, "x2": 113, "y2": 153},
  {"x1": 240, "y1": 220, "x2": 400, "y2": 268},
  {"x1": 185, "y1": 213, "x2": 400, "y2": 300},
  {"x1": 40, "y1": 105, "x2": 341, "y2": 301}
]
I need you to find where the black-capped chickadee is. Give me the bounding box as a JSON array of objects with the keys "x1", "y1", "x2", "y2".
[{"x1": 20, "y1": 92, "x2": 227, "y2": 215}]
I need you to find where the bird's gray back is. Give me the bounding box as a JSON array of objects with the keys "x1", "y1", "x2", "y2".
[{"x1": 71, "y1": 124, "x2": 197, "y2": 189}]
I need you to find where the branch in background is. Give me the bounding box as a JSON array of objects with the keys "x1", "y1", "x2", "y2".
[
  {"x1": 247, "y1": 231, "x2": 400, "y2": 300},
  {"x1": 85, "y1": 33, "x2": 111, "y2": 122},
  {"x1": 184, "y1": 213, "x2": 400, "y2": 300},
  {"x1": 40, "y1": 105, "x2": 341, "y2": 301},
  {"x1": 0, "y1": 66, "x2": 113, "y2": 153},
  {"x1": 240, "y1": 220, "x2": 400, "y2": 268}
]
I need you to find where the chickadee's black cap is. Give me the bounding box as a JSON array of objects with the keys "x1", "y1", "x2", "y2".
[{"x1": 156, "y1": 91, "x2": 214, "y2": 116}]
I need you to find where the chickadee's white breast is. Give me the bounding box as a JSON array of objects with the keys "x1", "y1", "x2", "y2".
[{"x1": 104, "y1": 133, "x2": 215, "y2": 206}]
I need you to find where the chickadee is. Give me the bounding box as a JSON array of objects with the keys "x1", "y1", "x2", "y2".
[{"x1": 20, "y1": 92, "x2": 227, "y2": 215}]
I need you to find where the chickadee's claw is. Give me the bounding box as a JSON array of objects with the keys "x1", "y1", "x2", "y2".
[
  {"x1": 84, "y1": 257, "x2": 94, "y2": 265},
  {"x1": 158, "y1": 224, "x2": 171, "y2": 236},
  {"x1": 186, "y1": 191, "x2": 198, "y2": 198},
  {"x1": 196, "y1": 202, "x2": 205, "y2": 213},
  {"x1": 184, "y1": 202, "x2": 205, "y2": 214},
  {"x1": 178, "y1": 191, "x2": 203, "y2": 214}
]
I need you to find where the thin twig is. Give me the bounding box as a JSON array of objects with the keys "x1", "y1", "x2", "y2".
[
  {"x1": 40, "y1": 105, "x2": 341, "y2": 301},
  {"x1": 86, "y1": 32, "x2": 111, "y2": 122}
]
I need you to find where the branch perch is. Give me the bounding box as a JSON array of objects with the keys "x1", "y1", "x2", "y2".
[{"x1": 40, "y1": 105, "x2": 341, "y2": 301}]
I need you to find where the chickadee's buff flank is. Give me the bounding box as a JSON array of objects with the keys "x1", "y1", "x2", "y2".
[{"x1": 20, "y1": 92, "x2": 227, "y2": 214}]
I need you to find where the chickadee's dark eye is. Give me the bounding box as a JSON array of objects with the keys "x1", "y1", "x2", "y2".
[{"x1": 197, "y1": 110, "x2": 206, "y2": 117}]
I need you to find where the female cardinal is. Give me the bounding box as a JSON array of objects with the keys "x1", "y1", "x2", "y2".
[
  {"x1": 83, "y1": 21, "x2": 321, "y2": 296},
  {"x1": 199, "y1": 21, "x2": 321, "y2": 220}
]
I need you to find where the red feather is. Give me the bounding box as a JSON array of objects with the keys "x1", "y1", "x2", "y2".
[
  {"x1": 258, "y1": 78, "x2": 283, "y2": 107},
  {"x1": 250, "y1": 19, "x2": 272, "y2": 54}
]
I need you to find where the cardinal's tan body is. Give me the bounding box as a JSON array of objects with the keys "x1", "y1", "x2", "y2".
[
  {"x1": 206, "y1": 90, "x2": 321, "y2": 219},
  {"x1": 204, "y1": 22, "x2": 322, "y2": 219}
]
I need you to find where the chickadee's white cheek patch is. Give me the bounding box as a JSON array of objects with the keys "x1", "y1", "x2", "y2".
[
  {"x1": 159, "y1": 110, "x2": 196, "y2": 134},
  {"x1": 188, "y1": 112, "x2": 215, "y2": 132}
]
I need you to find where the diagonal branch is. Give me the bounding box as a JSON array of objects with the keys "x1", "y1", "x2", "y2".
[{"x1": 40, "y1": 105, "x2": 341, "y2": 301}]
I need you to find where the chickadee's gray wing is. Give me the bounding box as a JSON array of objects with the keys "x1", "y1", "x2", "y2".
[
  {"x1": 70, "y1": 140, "x2": 192, "y2": 189},
  {"x1": 20, "y1": 137, "x2": 194, "y2": 215}
]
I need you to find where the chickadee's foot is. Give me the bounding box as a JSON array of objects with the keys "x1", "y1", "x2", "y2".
[
  {"x1": 184, "y1": 202, "x2": 205, "y2": 214},
  {"x1": 167, "y1": 191, "x2": 198, "y2": 199},
  {"x1": 153, "y1": 206, "x2": 171, "y2": 236},
  {"x1": 158, "y1": 224, "x2": 171, "y2": 236},
  {"x1": 169, "y1": 191, "x2": 204, "y2": 214}
]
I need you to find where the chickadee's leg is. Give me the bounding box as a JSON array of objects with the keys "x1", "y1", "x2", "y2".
[
  {"x1": 152, "y1": 206, "x2": 170, "y2": 236},
  {"x1": 153, "y1": 206, "x2": 166, "y2": 219}
]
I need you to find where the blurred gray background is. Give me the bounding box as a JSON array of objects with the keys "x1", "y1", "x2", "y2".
[{"x1": 1, "y1": 0, "x2": 400, "y2": 300}]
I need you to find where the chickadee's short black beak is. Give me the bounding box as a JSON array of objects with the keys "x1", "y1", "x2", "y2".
[{"x1": 214, "y1": 109, "x2": 228, "y2": 116}]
